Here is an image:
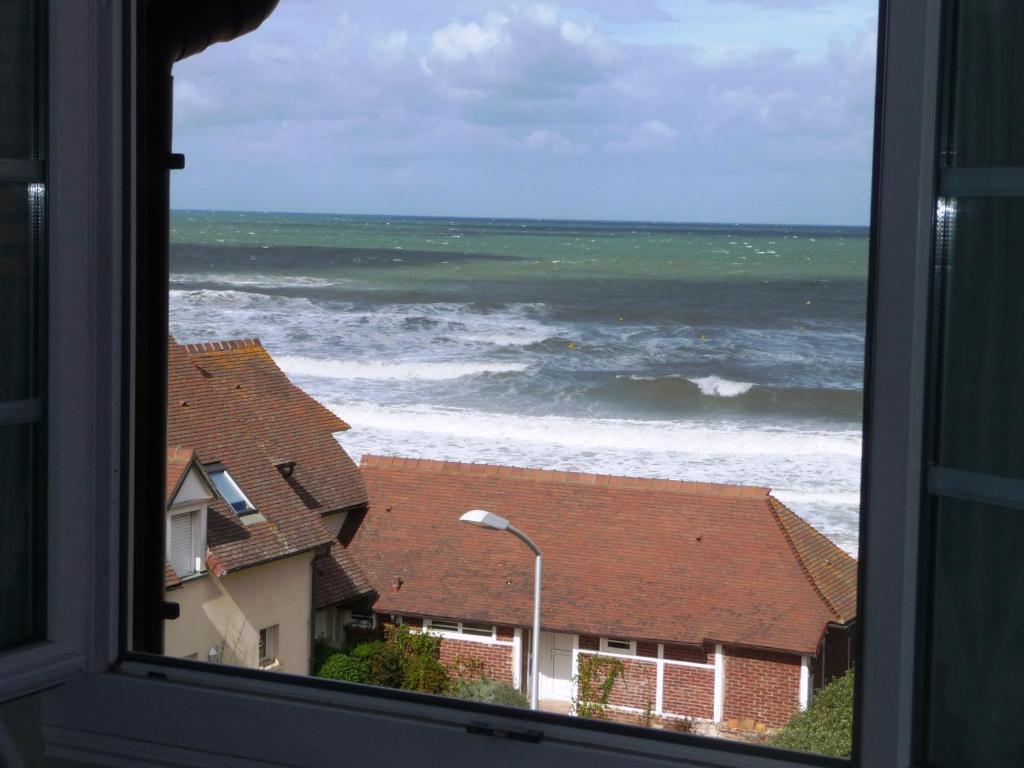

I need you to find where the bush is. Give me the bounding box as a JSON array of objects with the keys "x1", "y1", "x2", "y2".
[
  {"x1": 770, "y1": 670, "x2": 854, "y2": 757},
  {"x1": 352, "y1": 641, "x2": 404, "y2": 689},
  {"x1": 450, "y1": 678, "x2": 529, "y2": 709},
  {"x1": 317, "y1": 653, "x2": 368, "y2": 684},
  {"x1": 401, "y1": 652, "x2": 450, "y2": 695},
  {"x1": 312, "y1": 639, "x2": 341, "y2": 676}
]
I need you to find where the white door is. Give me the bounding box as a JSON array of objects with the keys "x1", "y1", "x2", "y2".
[{"x1": 538, "y1": 632, "x2": 575, "y2": 701}]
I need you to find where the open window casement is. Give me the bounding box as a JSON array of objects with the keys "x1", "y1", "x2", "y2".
[{"x1": 6, "y1": 2, "x2": 1012, "y2": 767}]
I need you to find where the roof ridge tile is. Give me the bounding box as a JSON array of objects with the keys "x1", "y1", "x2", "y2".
[{"x1": 359, "y1": 454, "x2": 770, "y2": 498}]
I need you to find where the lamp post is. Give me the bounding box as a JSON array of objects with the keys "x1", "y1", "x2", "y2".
[{"x1": 459, "y1": 509, "x2": 542, "y2": 711}]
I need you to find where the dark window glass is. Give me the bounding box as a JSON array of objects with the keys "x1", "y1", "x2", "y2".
[
  {"x1": 0, "y1": 183, "x2": 44, "y2": 401},
  {"x1": 948, "y1": 2, "x2": 1024, "y2": 167},
  {"x1": 0, "y1": 0, "x2": 45, "y2": 652},
  {"x1": 0, "y1": 0, "x2": 39, "y2": 159},
  {"x1": 0, "y1": 423, "x2": 41, "y2": 648},
  {"x1": 925, "y1": 2, "x2": 1024, "y2": 764},
  {"x1": 927, "y1": 497, "x2": 1024, "y2": 767},
  {"x1": 935, "y1": 197, "x2": 1024, "y2": 478}
]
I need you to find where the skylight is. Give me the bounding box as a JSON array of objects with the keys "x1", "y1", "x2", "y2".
[{"x1": 207, "y1": 467, "x2": 256, "y2": 516}]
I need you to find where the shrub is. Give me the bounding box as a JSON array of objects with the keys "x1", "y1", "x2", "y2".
[
  {"x1": 450, "y1": 678, "x2": 529, "y2": 709},
  {"x1": 312, "y1": 639, "x2": 341, "y2": 676},
  {"x1": 352, "y1": 641, "x2": 404, "y2": 689},
  {"x1": 317, "y1": 653, "x2": 368, "y2": 684},
  {"x1": 401, "y1": 652, "x2": 449, "y2": 695},
  {"x1": 770, "y1": 670, "x2": 854, "y2": 757}
]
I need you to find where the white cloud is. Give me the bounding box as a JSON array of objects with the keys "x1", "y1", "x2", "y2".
[
  {"x1": 523, "y1": 128, "x2": 584, "y2": 154},
  {"x1": 429, "y1": 14, "x2": 508, "y2": 62},
  {"x1": 605, "y1": 119, "x2": 678, "y2": 153}
]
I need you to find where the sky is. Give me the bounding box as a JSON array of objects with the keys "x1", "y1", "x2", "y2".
[{"x1": 170, "y1": 0, "x2": 878, "y2": 225}]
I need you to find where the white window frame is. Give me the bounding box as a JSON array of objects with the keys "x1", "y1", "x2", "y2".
[
  {"x1": 165, "y1": 504, "x2": 207, "y2": 579},
  {"x1": 423, "y1": 619, "x2": 500, "y2": 643},
  {"x1": 15, "y1": 4, "x2": 943, "y2": 768},
  {"x1": 206, "y1": 467, "x2": 257, "y2": 516},
  {"x1": 258, "y1": 625, "x2": 279, "y2": 669},
  {"x1": 343, "y1": 610, "x2": 377, "y2": 630},
  {"x1": 599, "y1": 638, "x2": 637, "y2": 656}
]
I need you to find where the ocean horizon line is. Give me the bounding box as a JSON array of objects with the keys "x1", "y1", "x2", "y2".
[{"x1": 170, "y1": 207, "x2": 870, "y2": 233}]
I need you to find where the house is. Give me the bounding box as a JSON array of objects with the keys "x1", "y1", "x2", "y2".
[
  {"x1": 163, "y1": 338, "x2": 374, "y2": 672},
  {"x1": 346, "y1": 456, "x2": 857, "y2": 729}
]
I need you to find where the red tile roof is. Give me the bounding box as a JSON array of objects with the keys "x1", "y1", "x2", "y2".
[
  {"x1": 167, "y1": 338, "x2": 370, "y2": 588},
  {"x1": 314, "y1": 542, "x2": 377, "y2": 610},
  {"x1": 166, "y1": 446, "x2": 196, "y2": 504},
  {"x1": 351, "y1": 456, "x2": 858, "y2": 655}
]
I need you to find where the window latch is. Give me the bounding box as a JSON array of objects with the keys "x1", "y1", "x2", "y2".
[
  {"x1": 161, "y1": 601, "x2": 180, "y2": 621},
  {"x1": 466, "y1": 723, "x2": 543, "y2": 744},
  {"x1": 168, "y1": 153, "x2": 185, "y2": 170}
]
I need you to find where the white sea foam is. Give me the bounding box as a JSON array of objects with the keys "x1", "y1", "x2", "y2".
[
  {"x1": 277, "y1": 356, "x2": 529, "y2": 381},
  {"x1": 170, "y1": 272, "x2": 339, "y2": 289},
  {"x1": 687, "y1": 375, "x2": 755, "y2": 397},
  {"x1": 327, "y1": 400, "x2": 862, "y2": 554}
]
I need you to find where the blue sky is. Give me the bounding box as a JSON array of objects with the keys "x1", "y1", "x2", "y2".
[{"x1": 171, "y1": 0, "x2": 878, "y2": 225}]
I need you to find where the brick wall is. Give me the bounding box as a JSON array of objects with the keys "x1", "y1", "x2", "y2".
[
  {"x1": 439, "y1": 636, "x2": 514, "y2": 685},
  {"x1": 663, "y1": 643, "x2": 713, "y2": 664},
  {"x1": 578, "y1": 635, "x2": 599, "y2": 651},
  {"x1": 662, "y1": 665, "x2": 714, "y2": 719},
  {"x1": 604, "y1": 656, "x2": 657, "y2": 711},
  {"x1": 723, "y1": 646, "x2": 801, "y2": 728}
]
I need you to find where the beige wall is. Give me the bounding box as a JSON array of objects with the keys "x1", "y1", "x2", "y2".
[{"x1": 164, "y1": 551, "x2": 314, "y2": 675}]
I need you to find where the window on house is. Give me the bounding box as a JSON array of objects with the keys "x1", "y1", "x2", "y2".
[
  {"x1": 314, "y1": 610, "x2": 329, "y2": 639},
  {"x1": 425, "y1": 619, "x2": 460, "y2": 634},
  {"x1": 461, "y1": 622, "x2": 496, "y2": 638},
  {"x1": 344, "y1": 611, "x2": 376, "y2": 630},
  {"x1": 206, "y1": 467, "x2": 256, "y2": 516},
  {"x1": 259, "y1": 625, "x2": 279, "y2": 668},
  {"x1": 0, "y1": 0, "x2": 46, "y2": 653},
  {"x1": 166, "y1": 507, "x2": 205, "y2": 578},
  {"x1": 600, "y1": 638, "x2": 635, "y2": 655}
]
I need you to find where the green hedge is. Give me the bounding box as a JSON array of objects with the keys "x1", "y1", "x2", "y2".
[
  {"x1": 317, "y1": 653, "x2": 368, "y2": 684},
  {"x1": 770, "y1": 670, "x2": 854, "y2": 757}
]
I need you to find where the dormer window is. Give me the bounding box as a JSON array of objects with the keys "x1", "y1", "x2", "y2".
[
  {"x1": 167, "y1": 509, "x2": 206, "y2": 578},
  {"x1": 206, "y1": 465, "x2": 257, "y2": 516}
]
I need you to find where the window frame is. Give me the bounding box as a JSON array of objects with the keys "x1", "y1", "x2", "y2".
[
  {"x1": 27, "y1": 2, "x2": 948, "y2": 767},
  {"x1": 599, "y1": 638, "x2": 637, "y2": 656},
  {"x1": 258, "y1": 625, "x2": 279, "y2": 669},
  {"x1": 423, "y1": 618, "x2": 500, "y2": 643},
  {"x1": 0, "y1": 0, "x2": 124, "y2": 702},
  {"x1": 165, "y1": 503, "x2": 207, "y2": 579}
]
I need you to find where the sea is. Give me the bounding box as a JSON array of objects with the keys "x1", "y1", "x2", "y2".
[{"x1": 169, "y1": 210, "x2": 867, "y2": 556}]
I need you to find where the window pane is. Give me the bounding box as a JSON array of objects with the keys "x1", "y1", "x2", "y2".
[
  {"x1": 0, "y1": 423, "x2": 42, "y2": 650},
  {"x1": 0, "y1": 0, "x2": 39, "y2": 159},
  {"x1": 935, "y1": 198, "x2": 1024, "y2": 478},
  {"x1": 927, "y1": 496, "x2": 1024, "y2": 768},
  {"x1": 0, "y1": 183, "x2": 43, "y2": 401},
  {"x1": 948, "y1": 2, "x2": 1024, "y2": 167}
]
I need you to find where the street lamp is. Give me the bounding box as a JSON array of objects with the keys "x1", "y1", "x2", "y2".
[{"x1": 459, "y1": 509, "x2": 542, "y2": 711}]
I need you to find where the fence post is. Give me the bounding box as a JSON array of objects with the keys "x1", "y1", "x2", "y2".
[{"x1": 655, "y1": 644, "x2": 665, "y2": 716}]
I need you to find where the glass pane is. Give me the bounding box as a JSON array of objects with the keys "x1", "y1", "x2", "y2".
[
  {"x1": 935, "y1": 198, "x2": 1024, "y2": 478},
  {"x1": 0, "y1": 0, "x2": 39, "y2": 159},
  {"x1": 0, "y1": 422, "x2": 42, "y2": 650},
  {"x1": 0, "y1": 183, "x2": 42, "y2": 401},
  {"x1": 927, "y1": 496, "x2": 1024, "y2": 768},
  {"x1": 948, "y1": 1, "x2": 1024, "y2": 166}
]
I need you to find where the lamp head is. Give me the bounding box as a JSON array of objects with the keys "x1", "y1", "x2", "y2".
[{"x1": 459, "y1": 509, "x2": 510, "y2": 531}]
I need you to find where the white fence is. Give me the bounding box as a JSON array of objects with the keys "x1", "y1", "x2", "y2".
[{"x1": 571, "y1": 645, "x2": 722, "y2": 721}]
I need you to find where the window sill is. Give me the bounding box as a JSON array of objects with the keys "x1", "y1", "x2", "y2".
[
  {"x1": 38, "y1": 658, "x2": 847, "y2": 768},
  {"x1": 259, "y1": 660, "x2": 281, "y2": 671}
]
